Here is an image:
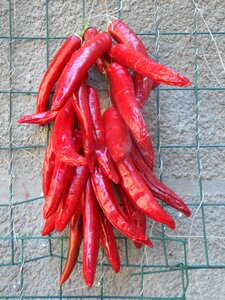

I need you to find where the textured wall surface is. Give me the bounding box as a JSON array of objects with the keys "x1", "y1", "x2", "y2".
[{"x1": 1, "y1": 0, "x2": 225, "y2": 299}]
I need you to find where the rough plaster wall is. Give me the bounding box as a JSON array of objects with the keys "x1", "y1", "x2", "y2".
[{"x1": 1, "y1": 0, "x2": 225, "y2": 299}]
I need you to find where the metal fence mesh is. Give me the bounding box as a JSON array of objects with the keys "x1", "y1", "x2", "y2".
[{"x1": 1, "y1": 0, "x2": 225, "y2": 299}]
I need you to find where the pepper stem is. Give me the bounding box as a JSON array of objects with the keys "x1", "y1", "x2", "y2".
[{"x1": 79, "y1": 19, "x2": 90, "y2": 39}]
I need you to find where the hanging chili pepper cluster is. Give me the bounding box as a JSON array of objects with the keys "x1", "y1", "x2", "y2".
[{"x1": 18, "y1": 20, "x2": 191, "y2": 288}]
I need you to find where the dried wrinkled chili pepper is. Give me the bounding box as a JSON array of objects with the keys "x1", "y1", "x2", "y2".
[
  {"x1": 37, "y1": 34, "x2": 81, "y2": 113},
  {"x1": 117, "y1": 185, "x2": 146, "y2": 249},
  {"x1": 41, "y1": 209, "x2": 58, "y2": 236},
  {"x1": 52, "y1": 100, "x2": 87, "y2": 167},
  {"x1": 43, "y1": 158, "x2": 75, "y2": 219},
  {"x1": 91, "y1": 166, "x2": 153, "y2": 247},
  {"x1": 42, "y1": 138, "x2": 56, "y2": 198},
  {"x1": 51, "y1": 32, "x2": 112, "y2": 111},
  {"x1": 60, "y1": 213, "x2": 83, "y2": 285},
  {"x1": 72, "y1": 81, "x2": 96, "y2": 172},
  {"x1": 88, "y1": 86, "x2": 119, "y2": 183},
  {"x1": 130, "y1": 144, "x2": 191, "y2": 216},
  {"x1": 109, "y1": 44, "x2": 191, "y2": 87},
  {"x1": 18, "y1": 110, "x2": 57, "y2": 125},
  {"x1": 98, "y1": 207, "x2": 120, "y2": 273},
  {"x1": 55, "y1": 165, "x2": 89, "y2": 232},
  {"x1": 103, "y1": 107, "x2": 132, "y2": 162},
  {"x1": 108, "y1": 19, "x2": 153, "y2": 107},
  {"x1": 116, "y1": 156, "x2": 176, "y2": 230},
  {"x1": 82, "y1": 178, "x2": 99, "y2": 288},
  {"x1": 107, "y1": 62, "x2": 154, "y2": 170}
]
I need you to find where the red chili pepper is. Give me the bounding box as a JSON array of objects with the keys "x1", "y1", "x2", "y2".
[
  {"x1": 132, "y1": 136, "x2": 154, "y2": 171},
  {"x1": 43, "y1": 158, "x2": 75, "y2": 219},
  {"x1": 103, "y1": 107, "x2": 132, "y2": 162},
  {"x1": 117, "y1": 186, "x2": 146, "y2": 249},
  {"x1": 72, "y1": 81, "x2": 96, "y2": 172},
  {"x1": 55, "y1": 165, "x2": 89, "y2": 232},
  {"x1": 88, "y1": 86, "x2": 119, "y2": 183},
  {"x1": 82, "y1": 178, "x2": 99, "y2": 288},
  {"x1": 42, "y1": 138, "x2": 56, "y2": 197},
  {"x1": 37, "y1": 34, "x2": 81, "y2": 113},
  {"x1": 106, "y1": 62, "x2": 154, "y2": 169},
  {"x1": 91, "y1": 166, "x2": 153, "y2": 247},
  {"x1": 108, "y1": 19, "x2": 153, "y2": 107},
  {"x1": 98, "y1": 207, "x2": 120, "y2": 273},
  {"x1": 52, "y1": 100, "x2": 87, "y2": 167},
  {"x1": 51, "y1": 32, "x2": 112, "y2": 111},
  {"x1": 109, "y1": 44, "x2": 191, "y2": 87},
  {"x1": 116, "y1": 156, "x2": 176, "y2": 230},
  {"x1": 59, "y1": 212, "x2": 83, "y2": 285},
  {"x1": 18, "y1": 110, "x2": 57, "y2": 125},
  {"x1": 130, "y1": 144, "x2": 191, "y2": 217},
  {"x1": 83, "y1": 28, "x2": 110, "y2": 74},
  {"x1": 152, "y1": 81, "x2": 160, "y2": 90},
  {"x1": 41, "y1": 205, "x2": 60, "y2": 236}
]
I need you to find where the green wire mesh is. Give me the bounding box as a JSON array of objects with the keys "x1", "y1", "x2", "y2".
[{"x1": 1, "y1": 0, "x2": 225, "y2": 299}]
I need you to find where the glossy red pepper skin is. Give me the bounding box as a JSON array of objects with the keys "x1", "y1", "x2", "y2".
[
  {"x1": 60, "y1": 213, "x2": 83, "y2": 285},
  {"x1": 43, "y1": 158, "x2": 75, "y2": 219},
  {"x1": 37, "y1": 34, "x2": 81, "y2": 113},
  {"x1": 73, "y1": 82, "x2": 96, "y2": 172},
  {"x1": 132, "y1": 136, "x2": 154, "y2": 171},
  {"x1": 88, "y1": 86, "x2": 119, "y2": 183},
  {"x1": 51, "y1": 32, "x2": 112, "y2": 111},
  {"x1": 42, "y1": 138, "x2": 56, "y2": 197},
  {"x1": 55, "y1": 165, "x2": 89, "y2": 232},
  {"x1": 18, "y1": 110, "x2": 57, "y2": 125},
  {"x1": 52, "y1": 100, "x2": 87, "y2": 167},
  {"x1": 109, "y1": 44, "x2": 191, "y2": 87},
  {"x1": 41, "y1": 208, "x2": 58, "y2": 236},
  {"x1": 116, "y1": 157, "x2": 176, "y2": 230},
  {"x1": 108, "y1": 19, "x2": 153, "y2": 107},
  {"x1": 107, "y1": 62, "x2": 154, "y2": 170},
  {"x1": 117, "y1": 186, "x2": 146, "y2": 249},
  {"x1": 103, "y1": 107, "x2": 132, "y2": 162},
  {"x1": 82, "y1": 178, "x2": 99, "y2": 288},
  {"x1": 91, "y1": 166, "x2": 153, "y2": 247},
  {"x1": 130, "y1": 145, "x2": 191, "y2": 217},
  {"x1": 83, "y1": 28, "x2": 109, "y2": 74},
  {"x1": 98, "y1": 207, "x2": 120, "y2": 273}
]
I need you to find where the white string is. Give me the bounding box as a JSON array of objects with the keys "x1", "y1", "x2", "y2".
[{"x1": 193, "y1": 0, "x2": 225, "y2": 77}]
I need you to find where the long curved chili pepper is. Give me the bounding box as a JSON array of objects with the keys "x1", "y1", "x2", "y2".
[
  {"x1": 98, "y1": 207, "x2": 120, "y2": 273},
  {"x1": 37, "y1": 34, "x2": 81, "y2": 113},
  {"x1": 116, "y1": 156, "x2": 176, "y2": 230},
  {"x1": 18, "y1": 110, "x2": 57, "y2": 125},
  {"x1": 55, "y1": 165, "x2": 89, "y2": 232},
  {"x1": 130, "y1": 144, "x2": 191, "y2": 217},
  {"x1": 106, "y1": 62, "x2": 154, "y2": 169},
  {"x1": 59, "y1": 213, "x2": 83, "y2": 285},
  {"x1": 109, "y1": 44, "x2": 191, "y2": 87},
  {"x1": 103, "y1": 107, "x2": 132, "y2": 162},
  {"x1": 42, "y1": 138, "x2": 56, "y2": 197},
  {"x1": 72, "y1": 81, "x2": 96, "y2": 172},
  {"x1": 83, "y1": 28, "x2": 109, "y2": 74},
  {"x1": 108, "y1": 19, "x2": 153, "y2": 107},
  {"x1": 51, "y1": 32, "x2": 112, "y2": 111},
  {"x1": 117, "y1": 186, "x2": 146, "y2": 249},
  {"x1": 41, "y1": 205, "x2": 60, "y2": 236},
  {"x1": 43, "y1": 158, "x2": 75, "y2": 219},
  {"x1": 52, "y1": 100, "x2": 87, "y2": 167},
  {"x1": 91, "y1": 166, "x2": 153, "y2": 247},
  {"x1": 88, "y1": 86, "x2": 119, "y2": 183},
  {"x1": 82, "y1": 178, "x2": 99, "y2": 288},
  {"x1": 132, "y1": 136, "x2": 154, "y2": 171}
]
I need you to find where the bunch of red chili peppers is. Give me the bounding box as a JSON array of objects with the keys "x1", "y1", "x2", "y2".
[{"x1": 18, "y1": 20, "x2": 191, "y2": 288}]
